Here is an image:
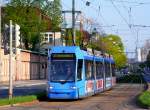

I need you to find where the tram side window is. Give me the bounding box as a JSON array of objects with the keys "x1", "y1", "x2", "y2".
[
  {"x1": 85, "y1": 61, "x2": 94, "y2": 80},
  {"x1": 105, "y1": 63, "x2": 110, "y2": 77},
  {"x1": 112, "y1": 64, "x2": 115, "y2": 76},
  {"x1": 77, "y1": 59, "x2": 83, "y2": 81},
  {"x1": 96, "y1": 62, "x2": 103, "y2": 79}
]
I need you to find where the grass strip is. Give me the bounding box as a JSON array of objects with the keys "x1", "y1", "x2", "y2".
[{"x1": 0, "y1": 92, "x2": 46, "y2": 106}]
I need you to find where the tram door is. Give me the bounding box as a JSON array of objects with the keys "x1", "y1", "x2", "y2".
[
  {"x1": 76, "y1": 59, "x2": 85, "y2": 98},
  {"x1": 105, "y1": 62, "x2": 112, "y2": 89}
]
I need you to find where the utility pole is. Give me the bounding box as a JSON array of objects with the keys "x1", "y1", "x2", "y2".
[
  {"x1": 135, "y1": 30, "x2": 140, "y2": 62},
  {"x1": 0, "y1": 0, "x2": 2, "y2": 82},
  {"x1": 72, "y1": 0, "x2": 75, "y2": 45},
  {"x1": 9, "y1": 20, "x2": 13, "y2": 102},
  {"x1": 0, "y1": 0, "x2": 1, "y2": 50},
  {"x1": 132, "y1": 24, "x2": 150, "y2": 62},
  {"x1": 79, "y1": 17, "x2": 84, "y2": 47},
  {"x1": 52, "y1": 0, "x2": 55, "y2": 46},
  {"x1": 128, "y1": 7, "x2": 132, "y2": 28},
  {"x1": 62, "y1": 10, "x2": 81, "y2": 46}
]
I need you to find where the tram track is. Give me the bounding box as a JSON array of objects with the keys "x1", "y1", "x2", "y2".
[
  {"x1": 0, "y1": 83, "x2": 145, "y2": 110},
  {"x1": 116, "y1": 82, "x2": 144, "y2": 110}
]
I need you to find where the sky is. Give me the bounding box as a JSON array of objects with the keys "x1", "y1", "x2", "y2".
[
  {"x1": 1, "y1": 0, "x2": 9, "y2": 5},
  {"x1": 61, "y1": 0, "x2": 150, "y2": 58}
]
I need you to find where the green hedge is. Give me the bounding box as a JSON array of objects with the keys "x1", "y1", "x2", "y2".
[
  {"x1": 137, "y1": 91, "x2": 150, "y2": 108},
  {"x1": 0, "y1": 92, "x2": 46, "y2": 106}
]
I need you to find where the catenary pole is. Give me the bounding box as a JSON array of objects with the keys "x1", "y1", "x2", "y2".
[{"x1": 72, "y1": 0, "x2": 75, "y2": 45}]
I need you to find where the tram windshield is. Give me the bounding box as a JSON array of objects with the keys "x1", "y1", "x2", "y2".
[{"x1": 50, "y1": 60, "x2": 76, "y2": 82}]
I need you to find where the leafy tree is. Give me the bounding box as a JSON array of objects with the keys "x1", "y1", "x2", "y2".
[
  {"x1": 47, "y1": 0, "x2": 62, "y2": 31},
  {"x1": 99, "y1": 34, "x2": 127, "y2": 68},
  {"x1": 62, "y1": 28, "x2": 90, "y2": 47},
  {"x1": 2, "y1": 0, "x2": 62, "y2": 50},
  {"x1": 92, "y1": 35, "x2": 127, "y2": 67}
]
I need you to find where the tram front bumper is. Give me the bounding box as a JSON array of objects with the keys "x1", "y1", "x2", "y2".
[{"x1": 47, "y1": 89, "x2": 78, "y2": 99}]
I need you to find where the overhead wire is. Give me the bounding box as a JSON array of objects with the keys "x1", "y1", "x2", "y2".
[
  {"x1": 109, "y1": 0, "x2": 140, "y2": 55},
  {"x1": 109, "y1": 0, "x2": 130, "y2": 28},
  {"x1": 80, "y1": 0, "x2": 102, "y2": 32},
  {"x1": 119, "y1": 0, "x2": 140, "y2": 51},
  {"x1": 81, "y1": 0, "x2": 116, "y2": 33},
  {"x1": 109, "y1": 0, "x2": 138, "y2": 40},
  {"x1": 75, "y1": 0, "x2": 93, "y2": 32},
  {"x1": 111, "y1": 0, "x2": 150, "y2": 53},
  {"x1": 106, "y1": 0, "x2": 150, "y2": 5}
]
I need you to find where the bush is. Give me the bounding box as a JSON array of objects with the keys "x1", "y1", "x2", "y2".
[
  {"x1": 117, "y1": 74, "x2": 145, "y2": 83},
  {"x1": 138, "y1": 91, "x2": 150, "y2": 108}
]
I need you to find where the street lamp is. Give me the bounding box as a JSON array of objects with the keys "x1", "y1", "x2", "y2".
[
  {"x1": 91, "y1": 28, "x2": 97, "y2": 39},
  {"x1": 90, "y1": 28, "x2": 97, "y2": 43}
]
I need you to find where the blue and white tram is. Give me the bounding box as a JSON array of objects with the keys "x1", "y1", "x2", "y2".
[{"x1": 47, "y1": 46, "x2": 115, "y2": 99}]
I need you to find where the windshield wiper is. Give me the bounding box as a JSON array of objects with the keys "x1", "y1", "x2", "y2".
[{"x1": 61, "y1": 74, "x2": 74, "y2": 84}]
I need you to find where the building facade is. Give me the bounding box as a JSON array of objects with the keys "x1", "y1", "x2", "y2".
[{"x1": 40, "y1": 32, "x2": 62, "y2": 53}]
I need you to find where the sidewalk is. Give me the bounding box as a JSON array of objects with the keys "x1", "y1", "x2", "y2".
[{"x1": 0, "y1": 80, "x2": 47, "y2": 89}]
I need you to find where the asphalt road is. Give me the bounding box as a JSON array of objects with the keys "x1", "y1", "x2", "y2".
[
  {"x1": 0, "y1": 80, "x2": 46, "y2": 98},
  {"x1": 0, "y1": 84, "x2": 146, "y2": 110}
]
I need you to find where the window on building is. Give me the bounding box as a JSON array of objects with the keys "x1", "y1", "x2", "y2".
[
  {"x1": 49, "y1": 37, "x2": 53, "y2": 44},
  {"x1": 45, "y1": 34, "x2": 48, "y2": 42}
]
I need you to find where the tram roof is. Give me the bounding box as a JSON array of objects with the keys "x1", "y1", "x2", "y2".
[
  {"x1": 104, "y1": 58, "x2": 115, "y2": 63},
  {"x1": 50, "y1": 46, "x2": 84, "y2": 59},
  {"x1": 50, "y1": 46, "x2": 79, "y2": 53},
  {"x1": 50, "y1": 46, "x2": 114, "y2": 63}
]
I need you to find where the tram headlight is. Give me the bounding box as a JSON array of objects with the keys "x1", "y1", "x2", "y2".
[
  {"x1": 47, "y1": 84, "x2": 53, "y2": 91},
  {"x1": 70, "y1": 86, "x2": 77, "y2": 90},
  {"x1": 49, "y1": 86, "x2": 53, "y2": 89}
]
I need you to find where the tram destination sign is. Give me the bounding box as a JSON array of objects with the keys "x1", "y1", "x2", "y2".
[{"x1": 51, "y1": 53, "x2": 75, "y2": 60}]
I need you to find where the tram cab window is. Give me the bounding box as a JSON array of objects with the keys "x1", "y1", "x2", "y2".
[
  {"x1": 85, "y1": 61, "x2": 94, "y2": 80},
  {"x1": 77, "y1": 59, "x2": 83, "y2": 81}
]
